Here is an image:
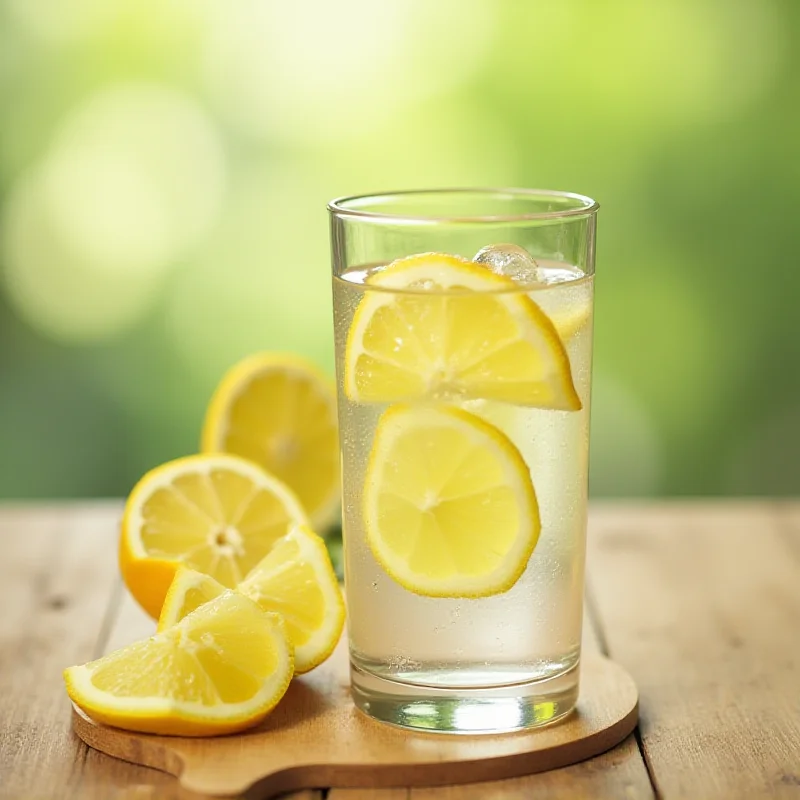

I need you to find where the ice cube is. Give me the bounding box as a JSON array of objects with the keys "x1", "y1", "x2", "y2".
[{"x1": 473, "y1": 243, "x2": 542, "y2": 284}]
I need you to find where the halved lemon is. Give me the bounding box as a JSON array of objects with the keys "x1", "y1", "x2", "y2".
[
  {"x1": 345, "y1": 253, "x2": 580, "y2": 409},
  {"x1": 364, "y1": 404, "x2": 540, "y2": 598},
  {"x1": 64, "y1": 591, "x2": 293, "y2": 736},
  {"x1": 119, "y1": 453, "x2": 308, "y2": 619},
  {"x1": 201, "y1": 353, "x2": 340, "y2": 529},
  {"x1": 159, "y1": 525, "x2": 345, "y2": 673}
]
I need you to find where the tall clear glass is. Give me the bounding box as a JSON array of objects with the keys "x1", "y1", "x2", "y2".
[{"x1": 329, "y1": 189, "x2": 598, "y2": 733}]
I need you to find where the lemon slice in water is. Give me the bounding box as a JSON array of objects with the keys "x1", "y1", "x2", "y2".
[
  {"x1": 345, "y1": 253, "x2": 580, "y2": 409},
  {"x1": 364, "y1": 404, "x2": 540, "y2": 598}
]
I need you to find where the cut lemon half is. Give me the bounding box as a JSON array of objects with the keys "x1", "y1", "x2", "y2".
[
  {"x1": 364, "y1": 404, "x2": 540, "y2": 598},
  {"x1": 201, "y1": 353, "x2": 340, "y2": 529},
  {"x1": 64, "y1": 591, "x2": 293, "y2": 736},
  {"x1": 120, "y1": 453, "x2": 308, "y2": 619},
  {"x1": 345, "y1": 253, "x2": 580, "y2": 409},
  {"x1": 159, "y1": 525, "x2": 345, "y2": 673}
]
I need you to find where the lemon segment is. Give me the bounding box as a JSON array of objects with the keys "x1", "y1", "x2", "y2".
[
  {"x1": 120, "y1": 453, "x2": 308, "y2": 619},
  {"x1": 201, "y1": 353, "x2": 340, "y2": 529},
  {"x1": 157, "y1": 567, "x2": 227, "y2": 631},
  {"x1": 237, "y1": 526, "x2": 345, "y2": 673},
  {"x1": 65, "y1": 592, "x2": 293, "y2": 736},
  {"x1": 158, "y1": 526, "x2": 345, "y2": 673},
  {"x1": 364, "y1": 404, "x2": 540, "y2": 598},
  {"x1": 344, "y1": 253, "x2": 581, "y2": 410}
]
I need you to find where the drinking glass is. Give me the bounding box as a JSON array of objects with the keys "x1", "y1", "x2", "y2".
[{"x1": 329, "y1": 189, "x2": 598, "y2": 733}]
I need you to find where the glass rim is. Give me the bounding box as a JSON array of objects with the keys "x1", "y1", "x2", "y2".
[{"x1": 328, "y1": 187, "x2": 599, "y2": 224}]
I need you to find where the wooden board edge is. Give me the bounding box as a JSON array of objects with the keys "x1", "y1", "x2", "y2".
[
  {"x1": 72, "y1": 705, "x2": 186, "y2": 783},
  {"x1": 236, "y1": 700, "x2": 639, "y2": 799}
]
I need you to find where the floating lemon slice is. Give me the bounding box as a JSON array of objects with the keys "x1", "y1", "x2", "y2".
[
  {"x1": 344, "y1": 253, "x2": 580, "y2": 409},
  {"x1": 201, "y1": 353, "x2": 340, "y2": 529},
  {"x1": 64, "y1": 592, "x2": 293, "y2": 736},
  {"x1": 119, "y1": 453, "x2": 308, "y2": 619},
  {"x1": 364, "y1": 404, "x2": 540, "y2": 598},
  {"x1": 159, "y1": 525, "x2": 345, "y2": 673}
]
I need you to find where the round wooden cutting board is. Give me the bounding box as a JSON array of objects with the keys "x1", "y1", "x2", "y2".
[{"x1": 72, "y1": 637, "x2": 638, "y2": 798}]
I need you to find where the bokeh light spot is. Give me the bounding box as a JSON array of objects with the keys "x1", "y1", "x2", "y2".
[
  {"x1": 2, "y1": 172, "x2": 164, "y2": 342},
  {"x1": 200, "y1": 0, "x2": 497, "y2": 142},
  {"x1": 313, "y1": 100, "x2": 518, "y2": 191},
  {"x1": 0, "y1": 84, "x2": 227, "y2": 343},
  {"x1": 6, "y1": 0, "x2": 125, "y2": 44},
  {"x1": 45, "y1": 84, "x2": 227, "y2": 276},
  {"x1": 501, "y1": 0, "x2": 783, "y2": 134}
]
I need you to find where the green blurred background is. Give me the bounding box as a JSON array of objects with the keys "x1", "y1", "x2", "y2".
[{"x1": 0, "y1": 0, "x2": 796, "y2": 501}]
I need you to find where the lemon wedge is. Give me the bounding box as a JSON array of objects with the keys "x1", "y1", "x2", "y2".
[
  {"x1": 119, "y1": 453, "x2": 308, "y2": 619},
  {"x1": 64, "y1": 591, "x2": 293, "y2": 736},
  {"x1": 345, "y1": 253, "x2": 580, "y2": 409},
  {"x1": 201, "y1": 353, "x2": 340, "y2": 529},
  {"x1": 159, "y1": 525, "x2": 345, "y2": 673},
  {"x1": 364, "y1": 404, "x2": 540, "y2": 598}
]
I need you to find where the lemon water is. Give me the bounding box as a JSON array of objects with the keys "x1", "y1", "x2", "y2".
[{"x1": 333, "y1": 261, "x2": 593, "y2": 732}]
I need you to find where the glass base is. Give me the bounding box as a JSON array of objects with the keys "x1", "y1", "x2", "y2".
[{"x1": 350, "y1": 661, "x2": 579, "y2": 734}]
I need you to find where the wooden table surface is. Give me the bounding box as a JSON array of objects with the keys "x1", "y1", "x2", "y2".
[{"x1": 1, "y1": 500, "x2": 799, "y2": 800}]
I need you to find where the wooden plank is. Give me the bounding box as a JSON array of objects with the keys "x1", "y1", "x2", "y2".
[
  {"x1": 0, "y1": 501, "x2": 681, "y2": 800},
  {"x1": 588, "y1": 500, "x2": 800, "y2": 800},
  {"x1": 0, "y1": 503, "x2": 121, "y2": 800},
  {"x1": 331, "y1": 604, "x2": 654, "y2": 800},
  {"x1": 70, "y1": 597, "x2": 186, "y2": 798},
  {"x1": 329, "y1": 791, "x2": 408, "y2": 800},
  {"x1": 400, "y1": 737, "x2": 649, "y2": 800},
  {"x1": 0, "y1": 502, "x2": 318, "y2": 799}
]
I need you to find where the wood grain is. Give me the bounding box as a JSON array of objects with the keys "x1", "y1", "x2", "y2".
[
  {"x1": 0, "y1": 503, "x2": 121, "y2": 799},
  {"x1": 13, "y1": 501, "x2": 795, "y2": 799},
  {"x1": 71, "y1": 587, "x2": 207, "y2": 800},
  {"x1": 329, "y1": 791, "x2": 409, "y2": 800},
  {"x1": 588, "y1": 501, "x2": 800, "y2": 800}
]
